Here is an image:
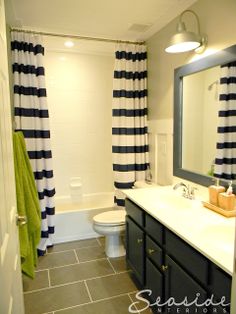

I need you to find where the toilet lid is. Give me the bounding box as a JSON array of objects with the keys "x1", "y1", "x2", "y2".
[{"x1": 93, "y1": 210, "x2": 126, "y2": 225}]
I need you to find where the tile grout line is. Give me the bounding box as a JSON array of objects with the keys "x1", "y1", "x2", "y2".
[
  {"x1": 74, "y1": 249, "x2": 80, "y2": 263},
  {"x1": 84, "y1": 280, "x2": 93, "y2": 302},
  {"x1": 23, "y1": 271, "x2": 132, "y2": 294},
  {"x1": 112, "y1": 269, "x2": 130, "y2": 275},
  {"x1": 36, "y1": 261, "x2": 80, "y2": 272},
  {"x1": 84, "y1": 270, "x2": 131, "y2": 283},
  {"x1": 35, "y1": 268, "x2": 50, "y2": 273},
  {"x1": 106, "y1": 258, "x2": 117, "y2": 274},
  {"x1": 47, "y1": 269, "x2": 51, "y2": 288},
  {"x1": 43, "y1": 249, "x2": 76, "y2": 255},
  {"x1": 96, "y1": 237, "x2": 103, "y2": 247},
  {"x1": 53, "y1": 290, "x2": 139, "y2": 313},
  {"x1": 37, "y1": 256, "x2": 109, "y2": 272},
  {"x1": 128, "y1": 292, "x2": 141, "y2": 314},
  {"x1": 46, "y1": 244, "x2": 100, "y2": 255}
]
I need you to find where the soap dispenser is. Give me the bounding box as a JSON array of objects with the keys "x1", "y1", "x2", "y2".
[
  {"x1": 218, "y1": 181, "x2": 235, "y2": 211},
  {"x1": 208, "y1": 178, "x2": 225, "y2": 206}
]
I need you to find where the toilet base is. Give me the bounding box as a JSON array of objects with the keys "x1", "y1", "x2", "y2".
[
  {"x1": 93, "y1": 222, "x2": 126, "y2": 258},
  {"x1": 105, "y1": 234, "x2": 126, "y2": 258}
]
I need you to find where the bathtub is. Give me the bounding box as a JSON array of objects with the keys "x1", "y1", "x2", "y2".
[{"x1": 54, "y1": 192, "x2": 115, "y2": 244}]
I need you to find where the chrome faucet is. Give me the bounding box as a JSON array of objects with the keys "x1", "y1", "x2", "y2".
[{"x1": 173, "y1": 182, "x2": 197, "y2": 200}]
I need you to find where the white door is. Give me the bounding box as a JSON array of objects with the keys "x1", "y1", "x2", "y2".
[{"x1": 0, "y1": 0, "x2": 25, "y2": 313}]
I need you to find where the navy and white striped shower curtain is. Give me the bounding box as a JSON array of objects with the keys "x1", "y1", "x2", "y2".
[
  {"x1": 112, "y1": 44, "x2": 149, "y2": 207},
  {"x1": 214, "y1": 61, "x2": 236, "y2": 180},
  {"x1": 11, "y1": 31, "x2": 55, "y2": 255}
]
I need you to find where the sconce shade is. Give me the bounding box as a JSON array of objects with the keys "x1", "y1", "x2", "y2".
[
  {"x1": 165, "y1": 10, "x2": 206, "y2": 54},
  {"x1": 165, "y1": 31, "x2": 201, "y2": 53}
]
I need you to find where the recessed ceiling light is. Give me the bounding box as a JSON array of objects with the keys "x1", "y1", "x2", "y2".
[{"x1": 64, "y1": 40, "x2": 74, "y2": 48}]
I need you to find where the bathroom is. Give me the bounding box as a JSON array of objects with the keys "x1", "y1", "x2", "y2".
[{"x1": 0, "y1": 0, "x2": 236, "y2": 313}]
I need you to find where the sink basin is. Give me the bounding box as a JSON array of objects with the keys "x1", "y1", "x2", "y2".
[{"x1": 155, "y1": 190, "x2": 201, "y2": 211}]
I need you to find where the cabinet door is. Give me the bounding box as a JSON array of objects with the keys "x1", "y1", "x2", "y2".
[
  {"x1": 146, "y1": 258, "x2": 164, "y2": 304},
  {"x1": 165, "y1": 255, "x2": 208, "y2": 314},
  {"x1": 210, "y1": 264, "x2": 231, "y2": 313},
  {"x1": 166, "y1": 229, "x2": 208, "y2": 286},
  {"x1": 126, "y1": 216, "x2": 145, "y2": 285}
]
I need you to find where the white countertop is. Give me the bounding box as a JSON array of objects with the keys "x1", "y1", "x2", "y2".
[{"x1": 124, "y1": 186, "x2": 236, "y2": 275}]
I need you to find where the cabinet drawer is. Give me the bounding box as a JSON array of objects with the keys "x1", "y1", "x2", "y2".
[
  {"x1": 146, "y1": 236, "x2": 162, "y2": 268},
  {"x1": 145, "y1": 214, "x2": 163, "y2": 245},
  {"x1": 210, "y1": 264, "x2": 231, "y2": 303},
  {"x1": 166, "y1": 229, "x2": 208, "y2": 285},
  {"x1": 125, "y1": 198, "x2": 144, "y2": 227}
]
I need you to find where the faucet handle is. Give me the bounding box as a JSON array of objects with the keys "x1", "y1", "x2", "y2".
[
  {"x1": 182, "y1": 185, "x2": 189, "y2": 198},
  {"x1": 190, "y1": 186, "x2": 198, "y2": 199}
]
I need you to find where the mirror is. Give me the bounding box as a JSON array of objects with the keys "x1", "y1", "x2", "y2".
[
  {"x1": 174, "y1": 44, "x2": 236, "y2": 187},
  {"x1": 182, "y1": 65, "x2": 220, "y2": 175}
]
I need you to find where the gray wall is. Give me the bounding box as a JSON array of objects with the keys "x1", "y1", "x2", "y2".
[{"x1": 147, "y1": 0, "x2": 236, "y2": 120}]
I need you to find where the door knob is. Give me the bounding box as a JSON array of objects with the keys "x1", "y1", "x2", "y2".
[
  {"x1": 16, "y1": 215, "x2": 27, "y2": 226},
  {"x1": 148, "y1": 249, "x2": 155, "y2": 255},
  {"x1": 137, "y1": 238, "x2": 143, "y2": 244}
]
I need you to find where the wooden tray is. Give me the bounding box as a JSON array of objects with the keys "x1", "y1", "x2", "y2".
[{"x1": 202, "y1": 201, "x2": 236, "y2": 218}]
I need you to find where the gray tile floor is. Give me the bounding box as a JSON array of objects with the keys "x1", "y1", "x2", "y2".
[{"x1": 23, "y1": 238, "x2": 153, "y2": 314}]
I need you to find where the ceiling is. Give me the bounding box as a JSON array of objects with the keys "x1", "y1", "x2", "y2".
[{"x1": 6, "y1": 0, "x2": 197, "y2": 42}]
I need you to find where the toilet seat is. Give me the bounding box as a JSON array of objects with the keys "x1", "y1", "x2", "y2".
[
  {"x1": 93, "y1": 209, "x2": 126, "y2": 258},
  {"x1": 93, "y1": 210, "x2": 126, "y2": 226}
]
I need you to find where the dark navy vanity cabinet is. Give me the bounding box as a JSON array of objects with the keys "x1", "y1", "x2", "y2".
[{"x1": 125, "y1": 198, "x2": 231, "y2": 314}]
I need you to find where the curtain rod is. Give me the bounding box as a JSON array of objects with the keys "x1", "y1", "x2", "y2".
[{"x1": 10, "y1": 27, "x2": 145, "y2": 45}]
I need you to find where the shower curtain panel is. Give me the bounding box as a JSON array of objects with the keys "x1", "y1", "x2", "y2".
[
  {"x1": 214, "y1": 61, "x2": 236, "y2": 180},
  {"x1": 11, "y1": 31, "x2": 55, "y2": 255},
  {"x1": 112, "y1": 44, "x2": 149, "y2": 207}
]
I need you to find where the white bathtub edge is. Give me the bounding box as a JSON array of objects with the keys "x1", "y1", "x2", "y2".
[
  {"x1": 54, "y1": 231, "x2": 99, "y2": 244},
  {"x1": 53, "y1": 206, "x2": 113, "y2": 245}
]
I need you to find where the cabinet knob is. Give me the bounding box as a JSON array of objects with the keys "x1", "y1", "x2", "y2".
[
  {"x1": 148, "y1": 248, "x2": 155, "y2": 255},
  {"x1": 161, "y1": 265, "x2": 168, "y2": 272},
  {"x1": 137, "y1": 238, "x2": 143, "y2": 244}
]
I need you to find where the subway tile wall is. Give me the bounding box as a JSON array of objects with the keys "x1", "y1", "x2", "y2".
[{"x1": 44, "y1": 49, "x2": 114, "y2": 197}]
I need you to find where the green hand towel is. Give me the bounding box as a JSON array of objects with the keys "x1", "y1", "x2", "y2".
[{"x1": 13, "y1": 131, "x2": 41, "y2": 279}]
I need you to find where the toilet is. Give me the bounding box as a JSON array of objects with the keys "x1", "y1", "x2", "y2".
[{"x1": 93, "y1": 209, "x2": 126, "y2": 258}]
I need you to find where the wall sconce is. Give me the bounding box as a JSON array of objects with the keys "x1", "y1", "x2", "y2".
[{"x1": 165, "y1": 10, "x2": 207, "y2": 54}]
